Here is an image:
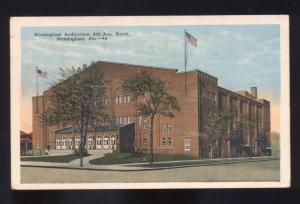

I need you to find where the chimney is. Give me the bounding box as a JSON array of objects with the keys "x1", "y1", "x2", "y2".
[{"x1": 250, "y1": 87, "x2": 257, "y2": 99}]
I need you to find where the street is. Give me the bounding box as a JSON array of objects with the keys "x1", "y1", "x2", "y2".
[{"x1": 21, "y1": 160, "x2": 279, "y2": 183}]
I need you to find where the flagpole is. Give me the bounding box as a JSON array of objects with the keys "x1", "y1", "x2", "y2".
[
  {"x1": 36, "y1": 66, "x2": 39, "y2": 113},
  {"x1": 184, "y1": 30, "x2": 187, "y2": 96}
]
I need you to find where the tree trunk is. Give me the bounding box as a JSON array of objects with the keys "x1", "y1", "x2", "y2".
[
  {"x1": 80, "y1": 130, "x2": 83, "y2": 167},
  {"x1": 220, "y1": 138, "x2": 223, "y2": 158},
  {"x1": 149, "y1": 116, "x2": 154, "y2": 166}
]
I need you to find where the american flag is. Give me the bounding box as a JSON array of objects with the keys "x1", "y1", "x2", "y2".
[
  {"x1": 185, "y1": 31, "x2": 197, "y2": 47},
  {"x1": 36, "y1": 68, "x2": 48, "y2": 79}
]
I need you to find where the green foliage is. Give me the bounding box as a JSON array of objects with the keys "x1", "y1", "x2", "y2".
[
  {"x1": 206, "y1": 108, "x2": 234, "y2": 157},
  {"x1": 240, "y1": 114, "x2": 257, "y2": 133},
  {"x1": 89, "y1": 152, "x2": 195, "y2": 165},
  {"x1": 42, "y1": 63, "x2": 108, "y2": 127},
  {"x1": 270, "y1": 131, "x2": 280, "y2": 156},
  {"x1": 206, "y1": 109, "x2": 234, "y2": 143},
  {"x1": 21, "y1": 154, "x2": 89, "y2": 163}
]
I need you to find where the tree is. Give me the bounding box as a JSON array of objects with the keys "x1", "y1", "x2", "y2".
[
  {"x1": 206, "y1": 109, "x2": 233, "y2": 158},
  {"x1": 42, "y1": 63, "x2": 108, "y2": 167},
  {"x1": 239, "y1": 114, "x2": 257, "y2": 156},
  {"x1": 122, "y1": 71, "x2": 180, "y2": 165}
]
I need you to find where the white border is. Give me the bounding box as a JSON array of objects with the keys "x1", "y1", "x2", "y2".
[{"x1": 10, "y1": 15, "x2": 290, "y2": 190}]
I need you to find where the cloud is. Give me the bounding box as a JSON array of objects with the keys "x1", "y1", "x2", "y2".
[
  {"x1": 23, "y1": 39, "x2": 82, "y2": 57},
  {"x1": 219, "y1": 30, "x2": 255, "y2": 42},
  {"x1": 237, "y1": 38, "x2": 280, "y2": 65}
]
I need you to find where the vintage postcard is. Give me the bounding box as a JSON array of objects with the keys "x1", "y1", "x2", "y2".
[{"x1": 10, "y1": 16, "x2": 290, "y2": 189}]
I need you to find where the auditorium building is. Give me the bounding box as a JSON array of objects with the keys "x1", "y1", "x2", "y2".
[{"x1": 32, "y1": 61, "x2": 271, "y2": 158}]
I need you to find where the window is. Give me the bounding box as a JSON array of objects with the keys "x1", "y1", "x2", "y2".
[
  {"x1": 143, "y1": 138, "x2": 148, "y2": 145},
  {"x1": 127, "y1": 116, "x2": 130, "y2": 123},
  {"x1": 104, "y1": 137, "x2": 109, "y2": 145},
  {"x1": 111, "y1": 136, "x2": 116, "y2": 145},
  {"x1": 104, "y1": 98, "x2": 108, "y2": 105},
  {"x1": 143, "y1": 119, "x2": 147, "y2": 129},
  {"x1": 138, "y1": 116, "x2": 143, "y2": 126},
  {"x1": 115, "y1": 97, "x2": 118, "y2": 104},
  {"x1": 49, "y1": 131, "x2": 55, "y2": 137},
  {"x1": 167, "y1": 124, "x2": 172, "y2": 132},
  {"x1": 162, "y1": 138, "x2": 166, "y2": 145},
  {"x1": 127, "y1": 95, "x2": 131, "y2": 102},
  {"x1": 118, "y1": 96, "x2": 122, "y2": 104},
  {"x1": 120, "y1": 117, "x2": 124, "y2": 124},
  {"x1": 213, "y1": 93, "x2": 217, "y2": 102},
  {"x1": 167, "y1": 137, "x2": 172, "y2": 145},
  {"x1": 162, "y1": 124, "x2": 167, "y2": 133},
  {"x1": 124, "y1": 116, "x2": 127, "y2": 124},
  {"x1": 184, "y1": 138, "x2": 191, "y2": 151}
]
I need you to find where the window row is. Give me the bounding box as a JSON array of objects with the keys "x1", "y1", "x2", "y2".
[
  {"x1": 95, "y1": 98, "x2": 108, "y2": 106},
  {"x1": 115, "y1": 116, "x2": 131, "y2": 125},
  {"x1": 94, "y1": 119, "x2": 110, "y2": 126},
  {"x1": 162, "y1": 124, "x2": 172, "y2": 133},
  {"x1": 207, "y1": 92, "x2": 217, "y2": 102},
  {"x1": 138, "y1": 116, "x2": 151, "y2": 129},
  {"x1": 56, "y1": 136, "x2": 116, "y2": 150},
  {"x1": 161, "y1": 137, "x2": 172, "y2": 146},
  {"x1": 115, "y1": 95, "x2": 131, "y2": 104}
]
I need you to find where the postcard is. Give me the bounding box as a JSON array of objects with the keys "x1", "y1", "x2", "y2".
[{"x1": 10, "y1": 15, "x2": 290, "y2": 189}]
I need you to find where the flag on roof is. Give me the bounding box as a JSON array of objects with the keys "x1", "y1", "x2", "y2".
[{"x1": 185, "y1": 31, "x2": 197, "y2": 47}]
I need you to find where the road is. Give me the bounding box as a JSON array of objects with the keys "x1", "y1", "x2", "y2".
[{"x1": 21, "y1": 160, "x2": 279, "y2": 183}]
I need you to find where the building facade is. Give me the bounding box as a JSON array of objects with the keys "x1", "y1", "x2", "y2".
[{"x1": 32, "y1": 61, "x2": 271, "y2": 158}]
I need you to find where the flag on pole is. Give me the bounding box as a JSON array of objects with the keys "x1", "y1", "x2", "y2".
[
  {"x1": 36, "y1": 68, "x2": 48, "y2": 79},
  {"x1": 185, "y1": 31, "x2": 197, "y2": 47}
]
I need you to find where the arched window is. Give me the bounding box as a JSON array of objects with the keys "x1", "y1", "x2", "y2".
[
  {"x1": 96, "y1": 136, "x2": 102, "y2": 149},
  {"x1": 88, "y1": 136, "x2": 94, "y2": 150},
  {"x1": 110, "y1": 135, "x2": 116, "y2": 150},
  {"x1": 56, "y1": 137, "x2": 61, "y2": 150},
  {"x1": 103, "y1": 136, "x2": 109, "y2": 149},
  {"x1": 75, "y1": 136, "x2": 80, "y2": 149},
  {"x1": 61, "y1": 137, "x2": 67, "y2": 150},
  {"x1": 68, "y1": 137, "x2": 73, "y2": 149}
]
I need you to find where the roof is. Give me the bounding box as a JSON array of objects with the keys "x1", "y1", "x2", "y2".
[
  {"x1": 55, "y1": 125, "x2": 120, "y2": 134},
  {"x1": 177, "y1": 69, "x2": 218, "y2": 80},
  {"x1": 95, "y1": 60, "x2": 178, "y2": 72},
  {"x1": 218, "y1": 86, "x2": 266, "y2": 104}
]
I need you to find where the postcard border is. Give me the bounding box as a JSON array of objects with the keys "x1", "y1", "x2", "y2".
[{"x1": 10, "y1": 15, "x2": 290, "y2": 189}]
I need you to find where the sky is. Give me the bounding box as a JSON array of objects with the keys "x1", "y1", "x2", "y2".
[{"x1": 21, "y1": 24, "x2": 280, "y2": 133}]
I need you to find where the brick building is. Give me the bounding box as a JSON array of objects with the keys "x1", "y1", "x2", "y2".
[{"x1": 32, "y1": 61, "x2": 271, "y2": 158}]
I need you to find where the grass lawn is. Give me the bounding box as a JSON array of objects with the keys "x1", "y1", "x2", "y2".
[
  {"x1": 89, "y1": 152, "x2": 196, "y2": 165},
  {"x1": 21, "y1": 154, "x2": 89, "y2": 163}
]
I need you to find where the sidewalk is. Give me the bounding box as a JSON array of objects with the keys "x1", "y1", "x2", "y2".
[
  {"x1": 69, "y1": 150, "x2": 111, "y2": 166},
  {"x1": 21, "y1": 155, "x2": 279, "y2": 171}
]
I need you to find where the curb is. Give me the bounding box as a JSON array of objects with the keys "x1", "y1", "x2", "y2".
[{"x1": 21, "y1": 157, "x2": 279, "y2": 172}]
